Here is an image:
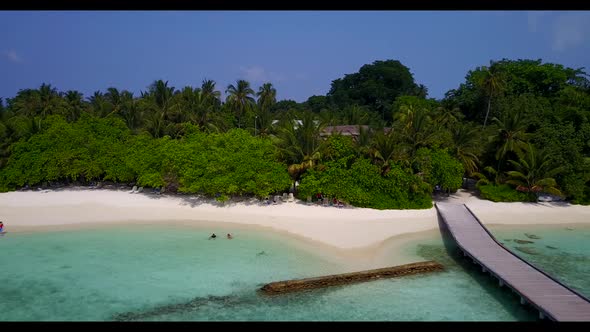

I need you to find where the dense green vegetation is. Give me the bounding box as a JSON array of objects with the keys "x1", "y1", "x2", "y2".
[
  {"x1": 1, "y1": 58, "x2": 589, "y2": 207},
  {"x1": 478, "y1": 184, "x2": 535, "y2": 203}
]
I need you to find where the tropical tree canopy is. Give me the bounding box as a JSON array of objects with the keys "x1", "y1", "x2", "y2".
[{"x1": 1, "y1": 57, "x2": 589, "y2": 206}]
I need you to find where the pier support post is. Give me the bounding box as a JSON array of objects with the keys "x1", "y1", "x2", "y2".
[
  {"x1": 482, "y1": 267, "x2": 486, "y2": 273},
  {"x1": 539, "y1": 312, "x2": 545, "y2": 320},
  {"x1": 520, "y1": 297, "x2": 526, "y2": 305},
  {"x1": 499, "y1": 280, "x2": 504, "y2": 287}
]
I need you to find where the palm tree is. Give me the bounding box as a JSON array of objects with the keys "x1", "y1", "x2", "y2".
[
  {"x1": 0, "y1": 102, "x2": 36, "y2": 167},
  {"x1": 200, "y1": 80, "x2": 223, "y2": 132},
  {"x1": 370, "y1": 130, "x2": 408, "y2": 175},
  {"x1": 225, "y1": 80, "x2": 255, "y2": 128},
  {"x1": 104, "y1": 87, "x2": 123, "y2": 117},
  {"x1": 140, "y1": 80, "x2": 177, "y2": 138},
  {"x1": 143, "y1": 110, "x2": 165, "y2": 138},
  {"x1": 119, "y1": 91, "x2": 142, "y2": 132},
  {"x1": 64, "y1": 90, "x2": 85, "y2": 122},
  {"x1": 201, "y1": 79, "x2": 221, "y2": 108},
  {"x1": 38, "y1": 83, "x2": 58, "y2": 114},
  {"x1": 491, "y1": 111, "x2": 529, "y2": 162},
  {"x1": 434, "y1": 106, "x2": 462, "y2": 129},
  {"x1": 394, "y1": 104, "x2": 438, "y2": 156},
  {"x1": 254, "y1": 83, "x2": 277, "y2": 137},
  {"x1": 175, "y1": 86, "x2": 217, "y2": 132},
  {"x1": 449, "y1": 122, "x2": 482, "y2": 176},
  {"x1": 11, "y1": 88, "x2": 41, "y2": 118},
  {"x1": 256, "y1": 83, "x2": 277, "y2": 113},
  {"x1": 473, "y1": 166, "x2": 501, "y2": 187},
  {"x1": 340, "y1": 104, "x2": 370, "y2": 125},
  {"x1": 355, "y1": 125, "x2": 375, "y2": 158},
  {"x1": 88, "y1": 91, "x2": 109, "y2": 118},
  {"x1": 393, "y1": 103, "x2": 416, "y2": 131},
  {"x1": 10, "y1": 84, "x2": 63, "y2": 129},
  {"x1": 253, "y1": 104, "x2": 275, "y2": 137},
  {"x1": 478, "y1": 61, "x2": 506, "y2": 128},
  {"x1": 177, "y1": 86, "x2": 202, "y2": 124},
  {"x1": 149, "y1": 80, "x2": 175, "y2": 112},
  {"x1": 275, "y1": 111, "x2": 325, "y2": 190},
  {"x1": 506, "y1": 144, "x2": 565, "y2": 201}
]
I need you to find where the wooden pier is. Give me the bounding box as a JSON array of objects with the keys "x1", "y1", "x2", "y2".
[{"x1": 436, "y1": 202, "x2": 590, "y2": 321}]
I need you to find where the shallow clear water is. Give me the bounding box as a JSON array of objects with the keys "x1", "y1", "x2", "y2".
[
  {"x1": 3, "y1": 222, "x2": 587, "y2": 321},
  {"x1": 489, "y1": 224, "x2": 590, "y2": 299}
]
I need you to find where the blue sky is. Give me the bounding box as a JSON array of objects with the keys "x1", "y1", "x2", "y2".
[{"x1": 1, "y1": 11, "x2": 589, "y2": 102}]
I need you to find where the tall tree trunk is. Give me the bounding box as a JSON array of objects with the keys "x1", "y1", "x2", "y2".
[{"x1": 483, "y1": 96, "x2": 492, "y2": 128}]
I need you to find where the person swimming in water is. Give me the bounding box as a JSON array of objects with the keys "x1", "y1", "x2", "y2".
[
  {"x1": 208, "y1": 233, "x2": 217, "y2": 240},
  {"x1": 0, "y1": 221, "x2": 5, "y2": 235},
  {"x1": 227, "y1": 233, "x2": 233, "y2": 239}
]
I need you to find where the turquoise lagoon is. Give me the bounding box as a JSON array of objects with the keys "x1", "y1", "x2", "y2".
[{"x1": 1, "y1": 221, "x2": 588, "y2": 321}]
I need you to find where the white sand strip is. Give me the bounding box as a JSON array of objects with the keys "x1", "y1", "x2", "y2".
[{"x1": 1, "y1": 189, "x2": 589, "y2": 249}]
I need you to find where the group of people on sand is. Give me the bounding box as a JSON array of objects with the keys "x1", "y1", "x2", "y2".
[{"x1": 209, "y1": 233, "x2": 232, "y2": 240}]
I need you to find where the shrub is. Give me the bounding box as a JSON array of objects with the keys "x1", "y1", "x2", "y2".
[
  {"x1": 478, "y1": 184, "x2": 535, "y2": 202},
  {"x1": 413, "y1": 148, "x2": 464, "y2": 193},
  {"x1": 298, "y1": 157, "x2": 432, "y2": 210}
]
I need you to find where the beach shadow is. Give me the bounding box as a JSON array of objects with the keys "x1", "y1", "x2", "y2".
[
  {"x1": 156, "y1": 192, "x2": 350, "y2": 209},
  {"x1": 537, "y1": 201, "x2": 571, "y2": 208},
  {"x1": 172, "y1": 193, "x2": 273, "y2": 208},
  {"x1": 505, "y1": 200, "x2": 572, "y2": 209},
  {"x1": 96, "y1": 187, "x2": 293, "y2": 208},
  {"x1": 26, "y1": 182, "x2": 135, "y2": 193}
]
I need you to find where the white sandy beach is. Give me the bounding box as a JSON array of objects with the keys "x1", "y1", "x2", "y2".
[{"x1": 1, "y1": 188, "x2": 590, "y2": 250}]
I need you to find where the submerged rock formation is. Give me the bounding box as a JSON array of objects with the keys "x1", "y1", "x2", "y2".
[
  {"x1": 515, "y1": 246, "x2": 541, "y2": 255},
  {"x1": 514, "y1": 239, "x2": 535, "y2": 244}
]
